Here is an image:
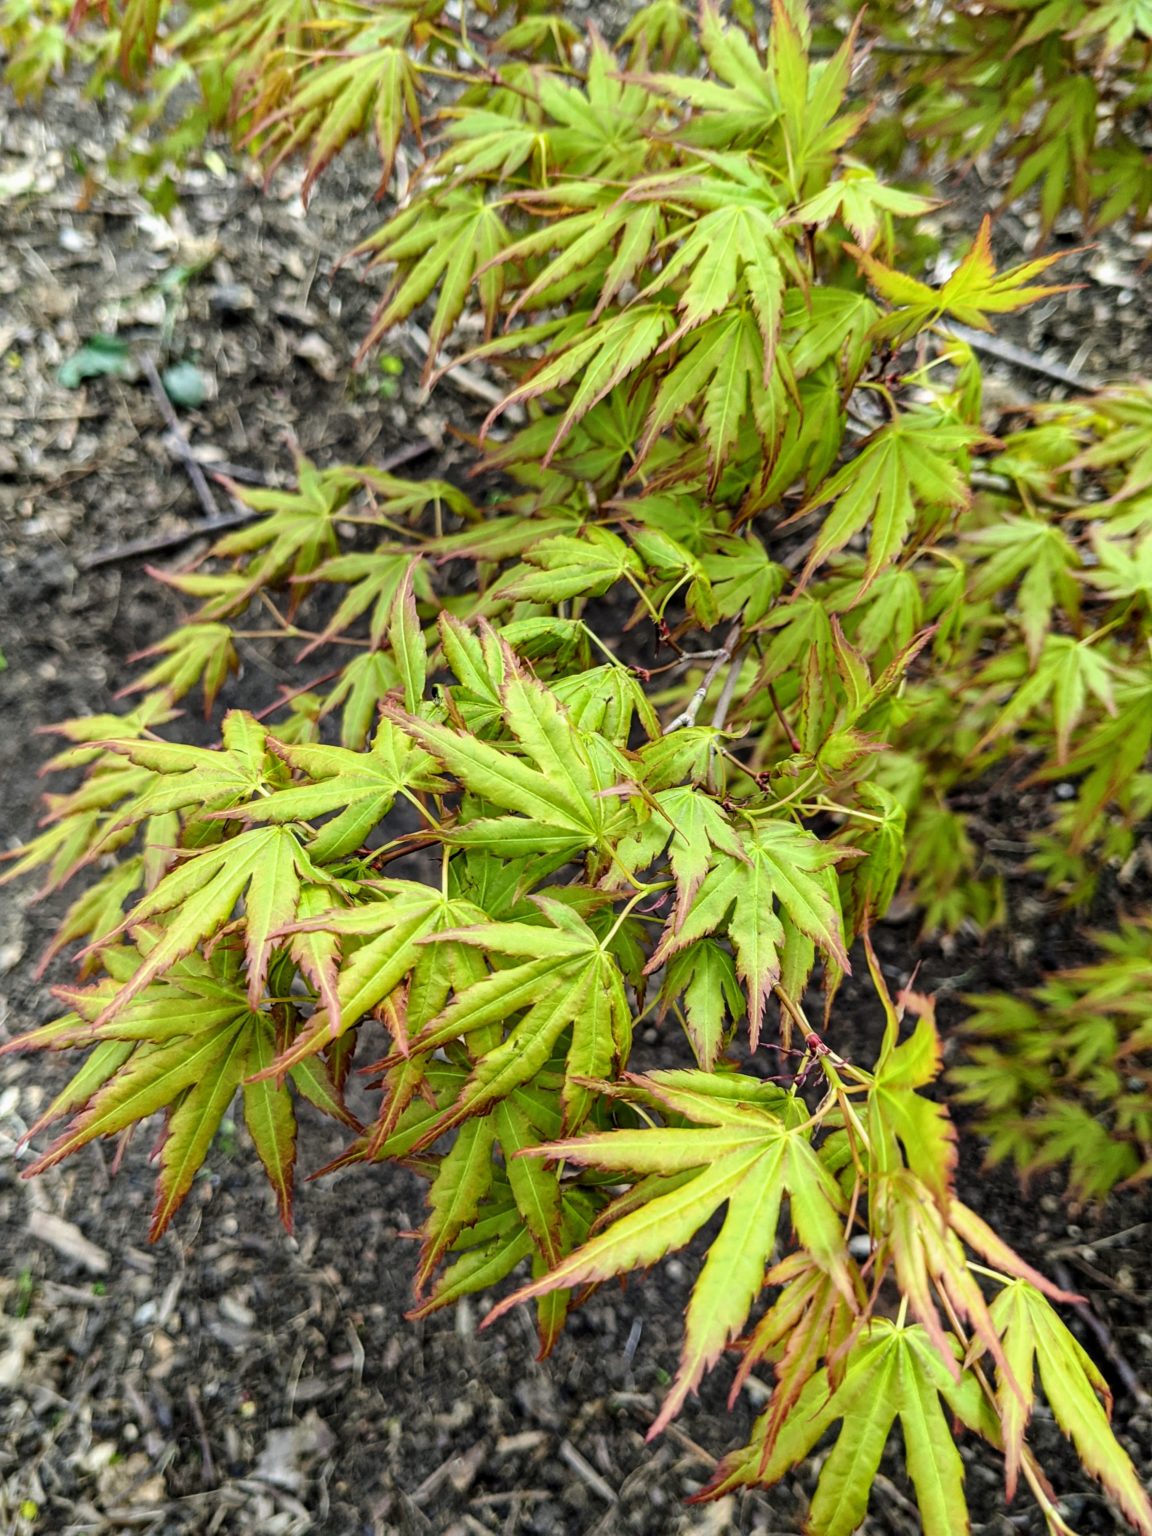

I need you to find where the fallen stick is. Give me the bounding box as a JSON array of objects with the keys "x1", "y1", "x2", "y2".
[
  {"x1": 78, "y1": 438, "x2": 438, "y2": 570},
  {"x1": 941, "y1": 322, "x2": 1103, "y2": 392},
  {"x1": 139, "y1": 351, "x2": 223, "y2": 521}
]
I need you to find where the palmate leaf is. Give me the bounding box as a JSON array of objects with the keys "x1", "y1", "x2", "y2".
[
  {"x1": 659, "y1": 938, "x2": 745, "y2": 1069},
  {"x1": 796, "y1": 410, "x2": 983, "y2": 597},
  {"x1": 208, "y1": 458, "x2": 358, "y2": 603},
  {"x1": 480, "y1": 303, "x2": 673, "y2": 465},
  {"x1": 293, "y1": 545, "x2": 417, "y2": 656},
  {"x1": 493, "y1": 182, "x2": 664, "y2": 322},
  {"x1": 867, "y1": 996, "x2": 957, "y2": 1204},
  {"x1": 260, "y1": 881, "x2": 489, "y2": 1076},
  {"x1": 975, "y1": 632, "x2": 1118, "y2": 764},
  {"x1": 964, "y1": 513, "x2": 1081, "y2": 664},
  {"x1": 638, "y1": 306, "x2": 793, "y2": 485},
  {"x1": 410, "y1": 1173, "x2": 598, "y2": 1354},
  {"x1": 19, "y1": 945, "x2": 301, "y2": 1237},
  {"x1": 120, "y1": 621, "x2": 239, "y2": 713},
  {"x1": 388, "y1": 647, "x2": 636, "y2": 860},
  {"x1": 852, "y1": 215, "x2": 1071, "y2": 345},
  {"x1": 401, "y1": 895, "x2": 632, "y2": 1134},
  {"x1": 86, "y1": 820, "x2": 324, "y2": 1024},
  {"x1": 705, "y1": 1321, "x2": 995, "y2": 1536},
  {"x1": 644, "y1": 0, "x2": 780, "y2": 147},
  {"x1": 41, "y1": 709, "x2": 278, "y2": 845},
  {"x1": 246, "y1": 16, "x2": 420, "y2": 198},
  {"x1": 497, "y1": 526, "x2": 643, "y2": 605},
  {"x1": 223, "y1": 719, "x2": 448, "y2": 863},
  {"x1": 987, "y1": 1281, "x2": 1152, "y2": 1525},
  {"x1": 358, "y1": 188, "x2": 510, "y2": 364},
  {"x1": 485, "y1": 1069, "x2": 853, "y2": 1436},
  {"x1": 535, "y1": 31, "x2": 659, "y2": 180},
  {"x1": 631, "y1": 156, "x2": 802, "y2": 351},
  {"x1": 787, "y1": 166, "x2": 936, "y2": 248},
  {"x1": 646, "y1": 817, "x2": 850, "y2": 1045}
]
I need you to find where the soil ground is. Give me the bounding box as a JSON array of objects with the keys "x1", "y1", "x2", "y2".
[{"x1": 1, "y1": 66, "x2": 1150, "y2": 1536}]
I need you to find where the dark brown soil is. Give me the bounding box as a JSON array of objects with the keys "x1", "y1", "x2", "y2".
[{"x1": 1, "y1": 76, "x2": 1149, "y2": 1536}]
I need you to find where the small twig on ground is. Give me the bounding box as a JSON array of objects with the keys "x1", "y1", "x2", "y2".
[
  {"x1": 663, "y1": 1422, "x2": 718, "y2": 1468},
  {"x1": 184, "y1": 1383, "x2": 217, "y2": 1487},
  {"x1": 404, "y1": 320, "x2": 518, "y2": 411},
  {"x1": 139, "y1": 351, "x2": 223, "y2": 521},
  {"x1": 558, "y1": 1440, "x2": 617, "y2": 1504},
  {"x1": 77, "y1": 438, "x2": 437, "y2": 570},
  {"x1": 940, "y1": 322, "x2": 1103, "y2": 392},
  {"x1": 171, "y1": 454, "x2": 278, "y2": 486},
  {"x1": 79, "y1": 508, "x2": 256, "y2": 569},
  {"x1": 1051, "y1": 1259, "x2": 1152, "y2": 1407},
  {"x1": 1049, "y1": 1222, "x2": 1150, "y2": 1258},
  {"x1": 663, "y1": 623, "x2": 741, "y2": 733}
]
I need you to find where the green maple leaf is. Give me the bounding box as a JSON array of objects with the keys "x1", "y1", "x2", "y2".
[
  {"x1": 210, "y1": 458, "x2": 358, "y2": 601},
  {"x1": 639, "y1": 307, "x2": 791, "y2": 482},
  {"x1": 481, "y1": 304, "x2": 672, "y2": 464},
  {"x1": 497, "y1": 527, "x2": 644, "y2": 605},
  {"x1": 248, "y1": 19, "x2": 420, "y2": 199},
  {"x1": 633, "y1": 157, "x2": 801, "y2": 352},
  {"x1": 20, "y1": 946, "x2": 302, "y2": 1237},
  {"x1": 485, "y1": 1068, "x2": 852, "y2": 1434},
  {"x1": 120, "y1": 622, "x2": 239, "y2": 713},
  {"x1": 493, "y1": 182, "x2": 664, "y2": 322},
  {"x1": 320, "y1": 651, "x2": 403, "y2": 751},
  {"x1": 988, "y1": 1281, "x2": 1152, "y2": 1525},
  {"x1": 707, "y1": 1321, "x2": 995, "y2": 1536},
  {"x1": 410, "y1": 1172, "x2": 597, "y2": 1353},
  {"x1": 295, "y1": 546, "x2": 420, "y2": 655},
  {"x1": 1003, "y1": 78, "x2": 1097, "y2": 235},
  {"x1": 647, "y1": 818, "x2": 850, "y2": 1046},
  {"x1": 867, "y1": 999, "x2": 957, "y2": 1205},
  {"x1": 417, "y1": 1113, "x2": 500, "y2": 1292},
  {"x1": 787, "y1": 166, "x2": 936, "y2": 248},
  {"x1": 358, "y1": 188, "x2": 509, "y2": 364},
  {"x1": 43, "y1": 710, "x2": 277, "y2": 848},
  {"x1": 536, "y1": 34, "x2": 658, "y2": 179},
  {"x1": 87, "y1": 822, "x2": 323, "y2": 1023},
  {"x1": 659, "y1": 938, "x2": 745, "y2": 1069},
  {"x1": 404, "y1": 894, "x2": 632, "y2": 1134},
  {"x1": 216, "y1": 719, "x2": 448, "y2": 863},
  {"x1": 976, "y1": 633, "x2": 1118, "y2": 764},
  {"x1": 852, "y1": 215, "x2": 1070, "y2": 345},
  {"x1": 700, "y1": 534, "x2": 786, "y2": 626},
  {"x1": 964, "y1": 513, "x2": 1081, "y2": 664},
  {"x1": 645, "y1": 1, "x2": 781, "y2": 147},
  {"x1": 264, "y1": 881, "x2": 489, "y2": 1076},
  {"x1": 797, "y1": 411, "x2": 982, "y2": 596},
  {"x1": 614, "y1": 785, "x2": 745, "y2": 927},
  {"x1": 389, "y1": 650, "x2": 635, "y2": 860},
  {"x1": 1084, "y1": 529, "x2": 1152, "y2": 607}
]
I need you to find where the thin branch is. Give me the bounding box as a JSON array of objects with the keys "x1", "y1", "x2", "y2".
[
  {"x1": 710, "y1": 648, "x2": 745, "y2": 730},
  {"x1": 662, "y1": 623, "x2": 741, "y2": 732}
]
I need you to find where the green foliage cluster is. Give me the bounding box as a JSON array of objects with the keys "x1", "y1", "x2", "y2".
[
  {"x1": 3, "y1": 0, "x2": 1152, "y2": 1531},
  {"x1": 6, "y1": 0, "x2": 1152, "y2": 231},
  {"x1": 957, "y1": 918, "x2": 1152, "y2": 1203},
  {"x1": 830, "y1": 0, "x2": 1152, "y2": 235}
]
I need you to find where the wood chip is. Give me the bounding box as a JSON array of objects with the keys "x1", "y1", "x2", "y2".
[
  {"x1": 27, "y1": 1209, "x2": 110, "y2": 1274},
  {"x1": 559, "y1": 1439, "x2": 617, "y2": 1504}
]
